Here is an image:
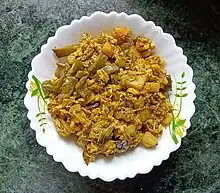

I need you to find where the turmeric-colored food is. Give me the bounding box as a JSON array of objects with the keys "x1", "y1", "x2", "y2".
[{"x1": 43, "y1": 28, "x2": 173, "y2": 164}]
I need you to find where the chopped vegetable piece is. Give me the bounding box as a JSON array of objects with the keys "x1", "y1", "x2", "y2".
[
  {"x1": 102, "y1": 65, "x2": 119, "y2": 74},
  {"x1": 141, "y1": 132, "x2": 158, "y2": 147},
  {"x1": 103, "y1": 42, "x2": 113, "y2": 57},
  {"x1": 53, "y1": 45, "x2": 77, "y2": 58},
  {"x1": 126, "y1": 75, "x2": 147, "y2": 90},
  {"x1": 60, "y1": 77, "x2": 77, "y2": 94},
  {"x1": 67, "y1": 60, "x2": 84, "y2": 76},
  {"x1": 144, "y1": 82, "x2": 160, "y2": 93},
  {"x1": 76, "y1": 70, "x2": 89, "y2": 79},
  {"x1": 88, "y1": 53, "x2": 108, "y2": 75}
]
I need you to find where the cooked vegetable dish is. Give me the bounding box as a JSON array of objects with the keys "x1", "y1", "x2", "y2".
[{"x1": 42, "y1": 27, "x2": 173, "y2": 164}]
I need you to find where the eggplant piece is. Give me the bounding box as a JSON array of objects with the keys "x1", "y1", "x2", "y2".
[{"x1": 53, "y1": 45, "x2": 78, "y2": 58}]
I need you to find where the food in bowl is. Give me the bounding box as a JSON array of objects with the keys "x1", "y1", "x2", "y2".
[{"x1": 42, "y1": 27, "x2": 173, "y2": 164}]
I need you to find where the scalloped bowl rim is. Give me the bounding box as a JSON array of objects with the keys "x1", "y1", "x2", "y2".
[{"x1": 24, "y1": 11, "x2": 196, "y2": 182}]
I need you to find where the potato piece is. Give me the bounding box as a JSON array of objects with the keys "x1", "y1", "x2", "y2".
[
  {"x1": 138, "y1": 108, "x2": 151, "y2": 122},
  {"x1": 162, "y1": 113, "x2": 173, "y2": 125},
  {"x1": 127, "y1": 124, "x2": 136, "y2": 137},
  {"x1": 141, "y1": 132, "x2": 158, "y2": 148},
  {"x1": 103, "y1": 42, "x2": 113, "y2": 57},
  {"x1": 144, "y1": 82, "x2": 160, "y2": 93},
  {"x1": 53, "y1": 45, "x2": 77, "y2": 58},
  {"x1": 126, "y1": 75, "x2": 147, "y2": 90},
  {"x1": 115, "y1": 57, "x2": 126, "y2": 68}
]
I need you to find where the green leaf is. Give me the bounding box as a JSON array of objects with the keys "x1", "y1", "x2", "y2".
[
  {"x1": 175, "y1": 94, "x2": 181, "y2": 97},
  {"x1": 175, "y1": 119, "x2": 186, "y2": 128},
  {"x1": 181, "y1": 72, "x2": 185, "y2": 78},
  {"x1": 176, "y1": 87, "x2": 187, "y2": 91},
  {"x1": 177, "y1": 81, "x2": 186, "y2": 84},
  {"x1": 32, "y1": 75, "x2": 47, "y2": 105},
  {"x1": 31, "y1": 89, "x2": 39, "y2": 97},
  {"x1": 38, "y1": 118, "x2": 46, "y2": 122},
  {"x1": 40, "y1": 123, "x2": 47, "y2": 127},
  {"x1": 36, "y1": 112, "x2": 46, "y2": 117},
  {"x1": 182, "y1": 93, "x2": 188, "y2": 97}
]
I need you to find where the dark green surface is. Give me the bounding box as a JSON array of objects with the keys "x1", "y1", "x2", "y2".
[{"x1": 0, "y1": 0, "x2": 220, "y2": 192}]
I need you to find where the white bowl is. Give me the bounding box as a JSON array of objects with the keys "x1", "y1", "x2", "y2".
[{"x1": 24, "y1": 11, "x2": 196, "y2": 182}]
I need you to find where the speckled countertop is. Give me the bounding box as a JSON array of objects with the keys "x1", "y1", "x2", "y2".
[{"x1": 0, "y1": 0, "x2": 220, "y2": 193}]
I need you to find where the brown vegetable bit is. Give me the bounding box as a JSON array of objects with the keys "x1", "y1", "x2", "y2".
[
  {"x1": 115, "y1": 140, "x2": 129, "y2": 153},
  {"x1": 87, "y1": 102, "x2": 100, "y2": 109},
  {"x1": 165, "y1": 75, "x2": 172, "y2": 90}
]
